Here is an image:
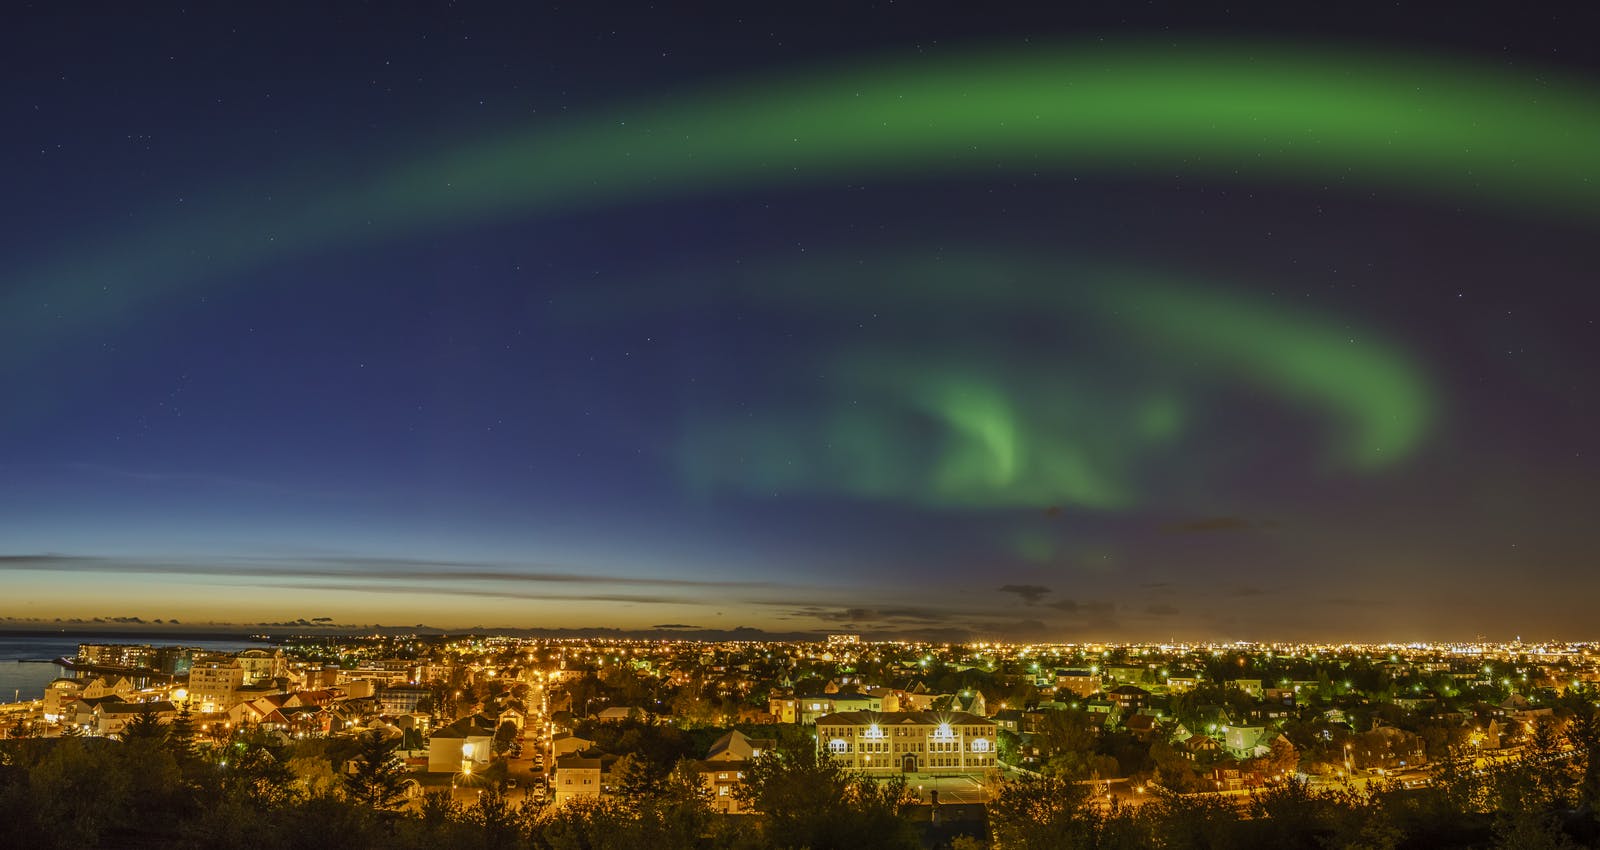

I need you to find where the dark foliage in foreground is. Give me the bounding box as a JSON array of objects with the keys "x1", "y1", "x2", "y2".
[{"x1": 4, "y1": 705, "x2": 1600, "y2": 849}]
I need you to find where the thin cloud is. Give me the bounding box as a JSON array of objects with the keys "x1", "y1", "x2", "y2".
[
  {"x1": 1163, "y1": 516, "x2": 1273, "y2": 534},
  {"x1": 797, "y1": 606, "x2": 951, "y2": 625},
  {"x1": 1044, "y1": 598, "x2": 1116, "y2": 617},
  {"x1": 997, "y1": 584, "x2": 1052, "y2": 604},
  {"x1": 0, "y1": 553, "x2": 779, "y2": 591},
  {"x1": 264, "y1": 581, "x2": 690, "y2": 606}
]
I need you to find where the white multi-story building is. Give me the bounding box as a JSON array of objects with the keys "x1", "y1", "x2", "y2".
[
  {"x1": 236, "y1": 649, "x2": 287, "y2": 686},
  {"x1": 815, "y1": 711, "x2": 998, "y2": 775},
  {"x1": 188, "y1": 659, "x2": 247, "y2": 713}
]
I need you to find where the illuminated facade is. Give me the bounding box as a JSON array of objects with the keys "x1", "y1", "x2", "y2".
[
  {"x1": 426, "y1": 714, "x2": 496, "y2": 773},
  {"x1": 816, "y1": 710, "x2": 997, "y2": 775},
  {"x1": 187, "y1": 659, "x2": 246, "y2": 713},
  {"x1": 554, "y1": 755, "x2": 617, "y2": 805},
  {"x1": 236, "y1": 649, "x2": 288, "y2": 686}
]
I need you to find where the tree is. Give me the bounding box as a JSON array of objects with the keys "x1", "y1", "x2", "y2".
[
  {"x1": 343, "y1": 728, "x2": 410, "y2": 812},
  {"x1": 1491, "y1": 811, "x2": 1578, "y2": 850},
  {"x1": 989, "y1": 773, "x2": 1098, "y2": 850},
  {"x1": 612, "y1": 752, "x2": 666, "y2": 801},
  {"x1": 1266, "y1": 734, "x2": 1299, "y2": 778},
  {"x1": 997, "y1": 728, "x2": 1022, "y2": 765},
  {"x1": 465, "y1": 787, "x2": 526, "y2": 850},
  {"x1": 118, "y1": 705, "x2": 168, "y2": 744},
  {"x1": 216, "y1": 729, "x2": 298, "y2": 808},
  {"x1": 738, "y1": 743, "x2": 920, "y2": 849},
  {"x1": 492, "y1": 720, "x2": 519, "y2": 758},
  {"x1": 1564, "y1": 702, "x2": 1600, "y2": 807},
  {"x1": 168, "y1": 704, "x2": 198, "y2": 771},
  {"x1": 1033, "y1": 708, "x2": 1105, "y2": 779}
]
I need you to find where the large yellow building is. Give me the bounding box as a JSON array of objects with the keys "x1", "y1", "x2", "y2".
[{"x1": 816, "y1": 711, "x2": 997, "y2": 775}]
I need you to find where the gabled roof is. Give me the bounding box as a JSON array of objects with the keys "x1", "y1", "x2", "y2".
[
  {"x1": 100, "y1": 700, "x2": 176, "y2": 715},
  {"x1": 815, "y1": 710, "x2": 993, "y2": 727},
  {"x1": 693, "y1": 758, "x2": 751, "y2": 773},
  {"x1": 1124, "y1": 714, "x2": 1158, "y2": 732},
  {"x1": 706, "y1": 729, "x2": 774, "y2": 761},
  {"x1": 430, "y1": 714, "x2": 498, "y2": 739},
  {"x1": 556, "y1": 754, "x2": 618, "y2": 772}
]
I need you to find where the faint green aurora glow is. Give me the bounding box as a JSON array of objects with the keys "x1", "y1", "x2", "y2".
[{"x1": 670, "y1": 254, "x2": 1433, "y2": 509}]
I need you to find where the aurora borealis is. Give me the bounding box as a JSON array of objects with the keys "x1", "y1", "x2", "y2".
[
  {"x1": 669, "y1": 255, "x2": 1434, "y2": 512},
  {"x1": 3, "y1": 3, "x2": 1598, "y2": 639}
]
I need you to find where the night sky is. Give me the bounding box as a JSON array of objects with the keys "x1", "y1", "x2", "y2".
[{"x1": 4, "y1": 3, "x2": 1599, "y2": 640}]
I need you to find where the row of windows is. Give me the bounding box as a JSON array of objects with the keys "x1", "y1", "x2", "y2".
[
  {"x1": 829, "y1": 739, "x2": 992, "y2": 754},
  {"x1": 830, "y1": 740, "x2": 892, "y2": 754},
  {"x1": 843, "y1": 755, "x2": 995, "y2": 769},
  {"x1": 819, "y1": 726, "x2": 995, "y2": 739}
]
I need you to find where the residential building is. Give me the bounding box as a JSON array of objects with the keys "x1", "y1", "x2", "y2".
[
  {"x1": 1222, "y1": 724, "x2": 1272, "y2": 758},
  {"x1": 42, "y1": 678, "x2": 86, "y2": 722},
  {"x1": 427, "y1": 714, "x2": 497, "y2": 773},
  {"x1": 95, "y1": 700, "x2": 178, "y2": 736},
  {"x1": 78, "y1": 644, "x2": 156, "y2": 669},
  {"x1": 236, "y1": 649, "x2": 288, "y2": 686},
  {"x1": 797, "y1": 692, "x2": 883, "y2": 724},
  {"x1": 1227, "y1": 679, "x2": 1265, "y2": 698},
  {"x1": 379, "y1": 685, "x2": 433, "y2": 716},
  {"x1": 1055, "y1": 669, "x2": 1102, "y2": 698},
  {"x1": 692, "y1": 730, "x2": 771, "y2": 814},
  {"x1": 554, "y1": 754, "x2": 617, "y2": 805},
  {"x1": 188, "y1": 659, "x2": 247, "y2": 713},
  {"x1": 551, "y1": 732, "x2": 594, "y2": 758}
]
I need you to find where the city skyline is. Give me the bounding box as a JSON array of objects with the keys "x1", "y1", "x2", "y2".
[{"x1": 5, "y1": 3, "x2": 1600, "y2": 639}]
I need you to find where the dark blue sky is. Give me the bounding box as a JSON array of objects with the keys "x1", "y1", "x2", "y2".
[{"x1": 3, "y1": 2, "x2": 1599, "y2": 639}]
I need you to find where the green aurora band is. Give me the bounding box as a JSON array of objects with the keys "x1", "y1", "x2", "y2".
[
  {"x1": 9, "y1": 40, "x2": 1600, "y2": 357},
  {"x1": 665, "y1": 254, "x2": 1432, "y2": 510}
]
